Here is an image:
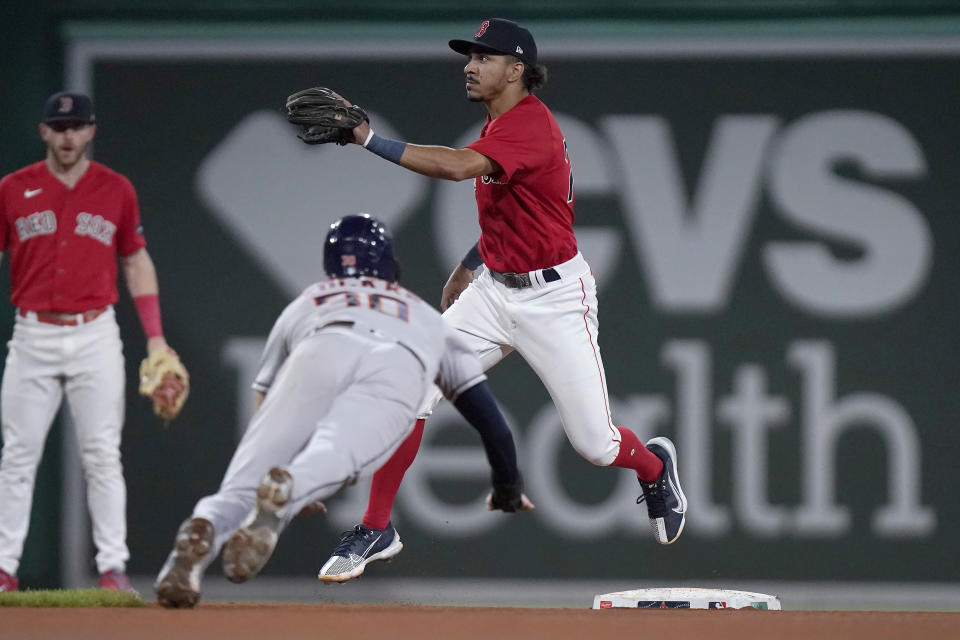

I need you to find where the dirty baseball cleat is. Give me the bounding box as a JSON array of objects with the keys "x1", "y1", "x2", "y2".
[
  {"x1": 154, "y1": 517, "x2": 215, "y2": 608},
  {"x1": 99, "y1": 568, "x2": 138, "y2": 594},
  {"x1": 222, "y1": 467, "x2": 292, "y2": 583},
  {"x1": 638, "y1": 437, "x2": 687, "y2": 545},
  {"x1": 0, "y1": 569, "x2": 18, "y2": 592},
  {"x1": 318, "y1": 522, "x2": 403, "y2": 583}
]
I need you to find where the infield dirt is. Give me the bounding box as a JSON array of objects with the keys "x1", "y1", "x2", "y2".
[{"x1": 3, "y1": 603, "x2": 959, "y2": 640}]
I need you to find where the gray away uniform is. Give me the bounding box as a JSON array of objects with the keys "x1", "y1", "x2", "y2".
[{"x1": 192, "y1": 276, "x2": 486, "y2": 553}]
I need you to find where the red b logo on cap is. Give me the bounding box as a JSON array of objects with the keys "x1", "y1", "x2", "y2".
[
  {"x1": 475, "y1": 20, "x2": 489, "y2": 38},
  {"x1": 58, "y1": 96, "x2": 74, "y2": 114}
]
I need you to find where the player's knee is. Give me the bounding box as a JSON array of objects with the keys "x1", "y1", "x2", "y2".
[
  {"x1": 79, "y1": 441, "x2": 122, "y2": 472},
  {"x1": 0, "y1": 459, "x2": 39, "y2": 486},
  {"x1": 0, "y1": 435, "x2": 47, "y2": 470},
  {"x1": 569, "y1": 435, "x2": 619, "y2": 467}
]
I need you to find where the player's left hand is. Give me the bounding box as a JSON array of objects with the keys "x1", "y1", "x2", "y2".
[
  {"x1": 138, "y1": 347, "x2": 190, "y2": 422},
  {"x1": 284, "y1": 86, "x2": 370, "y2": 146},
  {"x1": 486, "y1": 480, "x2": 535, "y2": 512},
  {"x1": 441, "y1": 263, "x2": 476, "y2": 311},
  {"x1": 325, "y1": 91, "x2": 371, "y2": 145}
]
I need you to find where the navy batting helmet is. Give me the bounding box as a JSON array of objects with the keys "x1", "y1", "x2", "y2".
[{"x1": 324, "y1": 213, "x2": 399, "y2": 282}]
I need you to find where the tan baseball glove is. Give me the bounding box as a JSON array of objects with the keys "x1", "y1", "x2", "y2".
[{"x1": 139, "y1": 349, "x2": 190, "y2": 421}]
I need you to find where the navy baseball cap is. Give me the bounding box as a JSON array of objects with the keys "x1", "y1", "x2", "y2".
[
  {"x1": 42, "y1": 91, "x2": 96, "y2": 125},
  {"x1": 449, "y1": 18, "x2": 538, "y2": 67}
]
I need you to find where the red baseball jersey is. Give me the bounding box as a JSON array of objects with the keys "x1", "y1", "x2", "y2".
[
  {"x1": 466, "y1": 94, "x2": 578, "y2": 273},
  {"x1": 0, "y1": 160, "x2": 147, "y2": 312}
]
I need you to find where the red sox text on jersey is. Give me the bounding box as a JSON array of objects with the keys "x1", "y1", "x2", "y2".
[{"x1": 0, "y1": 161, "x2": 145, "y2": 312}]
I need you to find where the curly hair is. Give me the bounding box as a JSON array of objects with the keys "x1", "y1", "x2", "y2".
[{"x1": 512, "y1": 57, "x2": 548, "y2": 92}]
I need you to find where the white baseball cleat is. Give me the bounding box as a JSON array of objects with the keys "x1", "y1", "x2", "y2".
[
  {"x1": 154, "y1": 517, "x2": 215, "y2": 609},
  {"x1": 222, "y1": 467, "x2": 293, "y2": 583}
]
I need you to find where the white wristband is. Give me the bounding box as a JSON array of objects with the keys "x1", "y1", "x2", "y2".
[{"x1": 362, "y1": 129, "x2": 376, "y2": 148}]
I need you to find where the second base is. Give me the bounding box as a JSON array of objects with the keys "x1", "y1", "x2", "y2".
[{"x1": 593, "y1": 587, "x2": 781, "y2": 610}]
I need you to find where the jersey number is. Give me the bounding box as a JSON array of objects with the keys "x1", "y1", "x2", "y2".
[
  {"x1": 563, "y1": 138, "x2": 575, "y2": 204},
  {"x1": 313, "y1": 291, "x2": 410, "y2": 322}
]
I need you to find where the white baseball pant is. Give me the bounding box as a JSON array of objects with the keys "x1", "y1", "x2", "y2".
[
  {"x1": 420, "y1": 251, "x2": 622, "y2": 466},
  {"x1": 193, "y1": 327, "x2": 426, "y2": 554},
  {"x1": 0, "y1": 307, "x2": 128, "y2": 576}
]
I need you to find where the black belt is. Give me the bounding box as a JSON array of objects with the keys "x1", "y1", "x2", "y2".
[{"x1": 489, "y1": 267, "x2": 560, "y2": 289}]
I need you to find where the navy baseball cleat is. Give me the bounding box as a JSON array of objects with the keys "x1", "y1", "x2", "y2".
[
  {"x1": 318, "y1": 522, "x2": 403, "y2": 583},
  {"x1": 222, "y1": 467, "x2": 293, "y2": 583},
  {"x1": 637, "y1": 437, "x2": 687, "y2": 545},
  {"x1": 154, "y1": 517, "x2": 215, "y2": 608}
]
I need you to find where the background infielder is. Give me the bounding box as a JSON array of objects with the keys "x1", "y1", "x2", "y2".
[
  {"x1": 154, "y1": 214, "x2": 531, "y2": 608},
  {"x1": 0, "y1": 91, "x2": 184, "y2": 592},
  {"x1": 284, "y1": 18, "x2": 687, "y2": 583}
]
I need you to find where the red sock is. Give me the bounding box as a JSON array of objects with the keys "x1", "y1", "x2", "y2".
[
  {"x1": 610, "y1": 426, "x2": 664, "y2": 482},
  {"x1": 362, "y1": 418, "x2": 426, "y2": 530}
]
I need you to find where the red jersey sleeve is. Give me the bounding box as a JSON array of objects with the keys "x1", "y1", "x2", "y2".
[
  {"x1": 115, "y1": 175, "x2": 147, "y2": 257},
  {"x1": 467, "y1": 108, "x2": 550, "y2": 182}
]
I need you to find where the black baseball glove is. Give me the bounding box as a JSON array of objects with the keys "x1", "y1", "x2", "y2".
[{"x1": 284, "y1": 87, "x2": 369, "y2": 145}]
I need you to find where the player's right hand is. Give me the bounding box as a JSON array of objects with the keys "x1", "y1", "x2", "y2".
[{"x1": 441, "y1": 263, "x2": 476, "y2": 311}]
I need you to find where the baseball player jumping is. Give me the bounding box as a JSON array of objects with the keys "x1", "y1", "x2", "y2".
[
  {"x1": 287, "y1": 18, "x2": 687, "y2": 583},
  {"x1": 154, "y1": 214, "x2": 532, "y2": 608},
  {"x1": 0, "y1": 92, "x2": 184, "y2": 592}
]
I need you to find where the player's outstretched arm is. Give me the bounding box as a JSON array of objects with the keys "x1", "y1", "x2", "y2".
[
  {"x1": 392, "y1": 144, "x2": 495, "y2": 181},
  {"x1": 358, "y1": 126, "x2": 496, "y2": 181},
  {"x1": 325, "y1": 89, "x2": 493, "y2": 179},
  {"x1": 284, "y1": 86, "x2": 499, "y2": 181},
  {"x1": 452, "y1": 381, "x2": 534, "y2": 512}
]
